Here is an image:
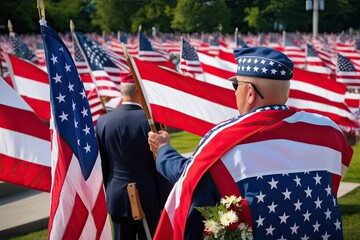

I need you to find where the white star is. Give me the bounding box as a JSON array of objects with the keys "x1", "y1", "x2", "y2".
[
  {"x1": 277, "y1": 235, "x2": 286, "y2": 240},
  {"x1": 241, "y1": 65, "x2": 245, "y2": 71},
  {"x1": 242, "y1": 58, "x2": 247, "y2": 63},
  {"x1": 261, "y1": 59, "x2": 266, "y2": 64},
  {"x1": 268, "y1": 61, "x2": 275, "y2": 66},
  {"x1": 72, "y1": 100, "x2": 76, "y2": 111},
  {"x1": 84, "y1": 143, "x2": 91, "y2": 153},
  {"x1": 279, "y1": 212, "x2": 289, "y2": 224},
  {"x1": 256, "y1": 191, "x2": 266, "y2": 203},
  {"x1": 65, "y1": 63, "x2": 71, "y2": 72},
  {"x1": 74, "y1": 119, "x2": 78, "y2": 128},
  {"x1": 80, "y1": 89, "x2": 86, "y2": 99},
  {"x1": 325, "y1": 184, "x2": 332, "y2": 196},
  {"x1": 247, "y1": 58, "x2": 252, "y2": 63},
  {"x1": 290, "y1": 223, "x2": 299, "y2": 234},
  {"x1": 59, "y1": 47, "x2": 64, "y2": 52},
  {"x1": 314, "y1": 173, "x2": 322, "y2": 185},
  {"x1": 305, "y1": 186, "x2": 312, "y2": 198},
  {"x1": 321, "y1": 231, "x2": 331, "y2": 240},
  {"x1": 271, "y1": 68, "x2": 278, "y2": 74},
  {"x1": 334, "y1": 218, "x2": 341, "y2": 230},
  {"x1": 246, "y1": 65, "x2": 251, "y2": 71},
  {"x1": 81, "y1": 107, "x2": 88, "y2": 117},
  {"x1": 58, "y1": 111, "x2": 68, "y2": 122},
  {"x1": 303, "y1": 210, "x2": 311, "y2": 221},
  {"x1": 268, "y1": 178, "x2": 278, "y2": 189},
  {"x1": 56, "y1": 93, "x2": 66, "y2": 103},
  {"x1": 253, "y1": 66, "x2": 259, "y2": 72},
  {"x1": 333, "y1": 196, "x2": 337, "y2": 207},
  {"x1": 282, "y1": 188, "x2": 292, "y2": 200},
  {"x1": 324, "y1": 208, "x2": 332, "y2": 219},
  {"x1": 268, "y1": 201, "x2": 278, "y2": 213},
  {"x1": 301, "y1": 234, "x2": 310, "y2": 240},
  {"x1": 265, "y1": 225, "x2": 275, "y2": 235},
  {"x1": 314, "y1": 197, "x2": 323, "y2": 209},
  {"x1": 280, "y1": 70, "x2": 286, "y2": 75},
  {"x1": 53, "y1": 73, "x2": 62, "y2": 83},
  {"x1": 294, "y1": 199, "x2": 302, "y2": 211},
  {"x1": 261, "y1": 67, "x2": 268, "y2": 73},
  {"x1": 68, "y1": 82, "x2": 74, "y2": 92},
  {"x1": 313, "y1": 220, "x2": 321, "y2": 232},
  {"x1": 254, "y1": 58, "x2": 258, "y2": 63},
  {"x1": 293, "y1": 175, "x2": 301, "y2": 186},
  {"x1": 77, "y1": 139, "x2": 80, "y2": 146},
  {"x1": 82, "y1": 124, "x2": 91, "y2": 135},
  {"x1": 50, "y1": 53, "x2": 58, "y2": 65},
  {"x1": 256, "y1": 215, "x2": 265, "y2": 227}
]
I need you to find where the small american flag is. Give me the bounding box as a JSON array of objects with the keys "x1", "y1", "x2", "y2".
[
  {"x1": 10, "y1": 33, "x2": 37, "y2": 62},
  {"x1": 336, "y1": 53, "x2": 360, "y2": 89},
  {"x1": 180, "y1": 38, "x2": 203, "y2": 77},
  {"x1": 283, "y1": 33, "x2": 305, "y2": 68}
]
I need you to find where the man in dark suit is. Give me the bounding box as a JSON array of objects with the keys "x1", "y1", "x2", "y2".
[{"x1": 96, "y1": 74, "x2": 168, "y2": 240}]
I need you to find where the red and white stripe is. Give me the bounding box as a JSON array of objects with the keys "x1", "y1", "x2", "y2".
[{"x1": 0, "y1": 76, "x2": 51, "y2": 192}]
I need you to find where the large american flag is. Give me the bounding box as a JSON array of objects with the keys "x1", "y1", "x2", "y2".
[
  {"x1": 0, "y1": 76, "x2": 51, "y2": 192},
  {"x1": 40, "y1": 21, "x2": 111, "y2": 240},
  {"x1": 180, "y1": 38, "x2": 203, "y2": 77},
  {"x1": 138, "y1": 31, "x2": 169, "y2": 62}
]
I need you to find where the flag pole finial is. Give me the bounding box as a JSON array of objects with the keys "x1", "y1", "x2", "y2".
[
  {"x1": 70, "y1": 19, "x2": 75, "y2": 32},
  {"x1": 7, "y1": 20, "x2": 13, "y2": 33},
  {"x1": 37, "y1": 0, "x2": 46, "y2": 20}
]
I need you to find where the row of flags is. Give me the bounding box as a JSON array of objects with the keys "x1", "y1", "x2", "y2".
[{"x1": 0, "y1": 25, "x2": 360, "y2": 239}]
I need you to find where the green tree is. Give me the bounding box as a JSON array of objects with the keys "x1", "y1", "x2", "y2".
[
  {"x1": 172, "y1": 0, "x2": 231, "y2": 33},
  {"x1": 130, "y1": 0, "x2": 176, "y2": 33},
  {"x1": 92, "y1": 0, "x2": 142, "y2": 33},
  {"x1": 0, "y1": 0, "x2": 39, "y2": 33}
]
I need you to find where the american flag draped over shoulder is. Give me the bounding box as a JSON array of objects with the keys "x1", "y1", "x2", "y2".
[
  {"x1": 154, "y1": 108, "x2": 353, "y2": 240},
  {"x1": 40, "y1": 21, "x2": 111, "y2": 240}
]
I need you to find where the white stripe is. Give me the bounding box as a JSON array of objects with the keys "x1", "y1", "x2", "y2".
[
  {"x1": 222, "y1": 139, "x2": 342, "y2": 181},
  {"x1": 0, "y1": 77, "x2": 33, "y2": 111},
  {"x1": 13, "y1": 76, "x2": 50, "y2": 102},
  {"x1": 143, "y1": 80, "x2": 238, "y2": 124},
  {"x1": 0, "y1": 127, "x2": 51, "y2": 167}
]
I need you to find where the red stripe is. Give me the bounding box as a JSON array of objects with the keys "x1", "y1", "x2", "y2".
[
  {"x1": 151, "y1": 105, "x2": 215, "y2": 136},
  {"x1": 48, "y1": 135, "x2": 74, "y2": 235},
  {"x1": 154, "y1": 209, "x2": 174, "y2": 240},
  {"x1": 201, "y1": 62, "x2": 235, "y2": 79},
  {"x1": 0, "y1": 104, "x2": 50, "y2": 141},
  {"x1": 0, "y1": 154, "x2": 51, "y2": 192},
  {"x1": 21, "y1": 96, "x2": 50, "y2": 121},
  {"x1": 92, "y1": 184, "x2": 108, "y2": 240},
  {"x1": 209, "y1": 160, "x2": 253, "y2": 229},
  {"x1": 62, "y1": 193, "x2": 89, "y2": 240}
]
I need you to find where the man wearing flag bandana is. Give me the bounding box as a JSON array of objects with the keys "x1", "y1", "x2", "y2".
[{"x1": 148, "y1": 47, "x2": 353, "y2": 240}]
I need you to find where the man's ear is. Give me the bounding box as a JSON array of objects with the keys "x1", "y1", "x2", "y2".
[{"x1": 246, "y1": 84, "x2": 256, "y2": 105}]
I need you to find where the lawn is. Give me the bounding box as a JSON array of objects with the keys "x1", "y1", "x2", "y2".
[{"x1": 9, "y1": 132, "x2": 360, "y2": 240}]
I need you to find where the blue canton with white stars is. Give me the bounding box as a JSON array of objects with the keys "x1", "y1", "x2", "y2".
[
  {"x1": 240, "y1": 171, "x2": 343, "y2": 239},
  {"x1": 41, "y1": 25, "x2": 97, "y2": 180},
  {"x1": 337, "y1": 53, "x2": 356, "y2": 72},
  {"x1": 182, "y1": 38, "x2": 199, "y2": 61},
  {"x1": 11, "y1": 34, "x2": 37, "y2": 61}
]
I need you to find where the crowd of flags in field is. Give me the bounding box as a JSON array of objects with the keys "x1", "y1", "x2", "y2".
[{"x1": 1, "y1": 25, "x2": 360, "y2": 238}]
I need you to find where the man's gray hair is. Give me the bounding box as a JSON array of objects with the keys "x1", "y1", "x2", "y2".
[{"x1": 121, "y1": 82, "x2": 136, "y2": 97}]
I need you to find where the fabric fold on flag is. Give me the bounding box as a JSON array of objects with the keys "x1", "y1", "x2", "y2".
[
  {"x1": 0, "y1": 76, "x2": 51, "y2": 192},
  {"x1": 40, "y1": 20, "x2": 111, "y2": 240}
]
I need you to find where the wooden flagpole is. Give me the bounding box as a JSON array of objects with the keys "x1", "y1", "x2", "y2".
[{"x1": 122, "y1": 43, "x2": 158, "y2": 133}]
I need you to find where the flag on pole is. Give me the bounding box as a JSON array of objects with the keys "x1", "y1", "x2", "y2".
[
  {"x1": 0, "y1": 76, "x2": 51, "y2": 191},
  {"x1": 40, "y1": 20, "x2": 111, "y2": 240},
  {"x1": 305, "y1": 44, "x2": 332, "y2": 75},
  {"x1": 336, "y1": 53, "x2": 360, "y2": 89},
  {"x1": 9, "y1": 32, "x2": 38, "y2": 63},
  {"x1": 179, "y1": 38, "x2": 203, "y2": 77},
  {"x1": 283, "y1": 33, "x2": 305, "y2": 68}
]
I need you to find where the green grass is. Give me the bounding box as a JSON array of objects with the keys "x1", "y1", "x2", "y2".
[{"x1": 9, "y1": 133, "x2": 360, "y2": 240}]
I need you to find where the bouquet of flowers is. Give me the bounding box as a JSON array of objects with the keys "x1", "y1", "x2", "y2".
[{"x1": 196, "y1": 195, "x2": 253, "y2": 240}]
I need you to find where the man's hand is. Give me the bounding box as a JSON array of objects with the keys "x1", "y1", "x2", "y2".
[{"x1": 148, "y1": 130, "x2": 170, "y2": 156}]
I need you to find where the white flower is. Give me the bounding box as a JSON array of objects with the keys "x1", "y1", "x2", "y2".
[
  {"x1": 220, "y1": 195, "x2": 242, "y2": 208},
  {"x1": 204, "y1": 220, "x2": 221, "y2": 234},
  {"x1": 219, "y1": 210, "x2": 239, "y2": 226}
]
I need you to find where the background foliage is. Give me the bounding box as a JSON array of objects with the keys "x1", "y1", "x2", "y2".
[{"x1": 0, "y1": 0, "x2": 359, "y2": 34}]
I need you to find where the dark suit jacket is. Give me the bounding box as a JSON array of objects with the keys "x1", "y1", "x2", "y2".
[{"x1": 96, "y1": 103, "x2": 167, "y2": 217}]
